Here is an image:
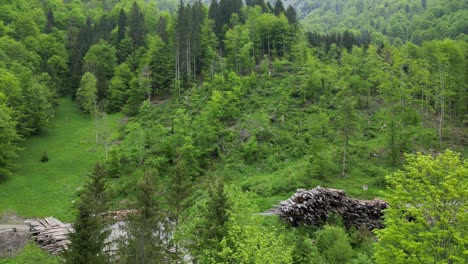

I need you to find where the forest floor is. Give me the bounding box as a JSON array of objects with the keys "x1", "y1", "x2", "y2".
[{"x1": 0, "y1": 98, "x2": 123, "y2": 222}]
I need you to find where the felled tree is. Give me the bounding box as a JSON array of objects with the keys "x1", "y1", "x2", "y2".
[{"x1": 375, "y1": 150, "x2": 467, "y2": 264}]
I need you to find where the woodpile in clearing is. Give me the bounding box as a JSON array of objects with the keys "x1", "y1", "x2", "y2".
[
  {"x1": 279, "y1": 187, "x2": 388, "y2": 230},
  {"x1": 26, "y1": 217, "x2": 73, "y2": 255}
]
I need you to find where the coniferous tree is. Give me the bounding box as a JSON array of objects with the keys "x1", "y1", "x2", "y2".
[
  {"x1": 70, "y1": 18, "x2": 93, "y2": 94},
  {"x1": 285, "y1": 5, "x2": 297, "y2": 25},
  {"x1": 128, "y1": 2, "x2": 147, "y2": 48},
  {"x1": 117, "y1": 8, "x2": 127, "y2": 45},
  {"x1": 335, "y1": 85, "x2": 359, "y2": 178},
  {"x1": 119, "y1": 169, "x2": 170, "y2": 264},
  {"x1": 198, "y1": 180, "x2": 230, "y2": 262},
  {"x1": 64, "y1": 162, "x2": 109, "y2": 264},
  {"x1": 94, "y1": 15, "x2": 113, "y2": 43},
  {"x1": 208, "y1": 0, "x2": 221, "y2": 37},
  {"x1": 156, "y1": 16, "x2": 169, "y2": 44},
  {"x1": 45, "y1": 8, "x2": 55, "y2": 33},
  {"x1": 273, "y1": 0, "x2": 285, "y2": 16},
  {"x1": 267, "y1": 1, "x2": 274, "y2": 13}
]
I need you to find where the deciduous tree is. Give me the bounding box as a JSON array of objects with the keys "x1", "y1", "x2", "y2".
[{"x1": 375, "y1": 150, "x2": 467, "y2": 264}]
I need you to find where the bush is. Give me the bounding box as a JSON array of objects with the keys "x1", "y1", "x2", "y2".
[
  {"x1": 40, "y1": 152, "x2": 48, "y2": 162},
  {"x1": 316, "y1": 225, "x2": 354, "y2": 264}
]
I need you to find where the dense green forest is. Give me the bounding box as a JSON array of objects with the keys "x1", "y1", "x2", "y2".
[{"x1": 0, "y1": 0, "x2": 466, "y2": 263}]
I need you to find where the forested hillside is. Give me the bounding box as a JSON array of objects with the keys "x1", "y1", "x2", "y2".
[
  {"x1": 0, "y1": 0, "x2": 466, "y2": 263},
  {"x1": 286, "y1": 0, "x2": 468, "y2": 45}
]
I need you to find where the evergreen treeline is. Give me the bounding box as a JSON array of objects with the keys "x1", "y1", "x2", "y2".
[{"x1": 0, "y1": 0, "x2": 466, "y2": 263}]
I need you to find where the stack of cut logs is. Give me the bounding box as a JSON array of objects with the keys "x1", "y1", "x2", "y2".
[
  {"x1": 26, "y1": 217, "x2": 74, "y2": 255},
  {"x1": 279, "y1": 187, "x2": 388, "y2": 230}
]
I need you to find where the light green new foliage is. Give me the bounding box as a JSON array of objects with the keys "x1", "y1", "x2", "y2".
[
  {"x1": 0, "y1": 242, "x2": 58, "y2": 264},
  {"x1": 375, "y1": 150, "x2": 467, "y2": 264},
  {"x1": 76, "y1": 72, "x2": 97, "y2": 114},
  {"x1": 217, "y1": 187, "x2": 294, "y2": 264}
]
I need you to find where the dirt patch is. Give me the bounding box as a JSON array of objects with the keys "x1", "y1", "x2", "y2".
[
  {"x1": 0, "y1": 226, "x2": 30, "y2": 257},
  {"x1": 0, "y1": 212, "x2": 30, "y2": 257},
  {"x1": 0, "y1": 211, "x2": 25, "y2": 225}
]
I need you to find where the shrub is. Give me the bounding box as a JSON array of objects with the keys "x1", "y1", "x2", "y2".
[
  {"x1": 40, "y1": 152, "x2": 48, "y2": 162},
  {"x1": 316, "y1": 225, "x2": 354, "y2": 264}
]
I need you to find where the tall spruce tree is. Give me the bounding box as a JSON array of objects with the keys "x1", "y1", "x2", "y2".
[
  {"x1": 119, "y1": 169, "x2": 170, "y2": 264},
  {"x1": 45, "y1": 8, "x2": 55, "y2": 33},
  {"x1": 128, "y1": 2, "x2": 147, "y2": 48},
  {"x1": 117, "y1": 8, "x2": 127, "y2": 44},
  {"x1": 273, "y1": 0, "x2": 285, "y2": 16},
  {"x1": 64, "y1": 162, "x2": 109, "y2": 264}
]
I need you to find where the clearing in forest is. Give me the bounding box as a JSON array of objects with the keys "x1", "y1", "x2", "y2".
[{"x1": 0, "y1": 98, "x2": 122, "y2": 222}]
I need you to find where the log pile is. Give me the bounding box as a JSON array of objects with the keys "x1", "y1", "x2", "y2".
[
  {"x1": 26, "y1": 217, "x2": 73, "y2": 255},
  {"x1": 279, "y1": 187, "x2": 388, "y2": 230}
]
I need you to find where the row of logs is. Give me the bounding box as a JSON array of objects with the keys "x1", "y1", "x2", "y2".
[
  {"x1": 279, "y1": 186, "x2": 388, "y2": 230},
  {"x1": 26, "y1": 217, "x2": 74, "y2": 255}
]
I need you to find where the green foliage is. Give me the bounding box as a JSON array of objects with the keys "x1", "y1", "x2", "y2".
[
  {"x1": 0, "y1": 101, "x2": 20, "y2": 178},
  {"x1": 76, "y1": 72, "x2": 97, "y2": 114},
  {"x1": 217, "y1": 186, "x2": 294, "y2": 263},
  {"x1": 83, "y1": 40, "x2": 117, "y2": 99},
  {"x1": 0, "y1": 242, "x2": 59, "y2": 264},
  {"x1": 118, "y1": 169, "x2": 171, "y2": 263},
  {"x1": 375, "y1": 150, "x2": 467, "y2": 263},
  {"x1": 0, "y1": 98, "x2": 122, "y2": 221},
  {"x1": 64, "y1": 162, "x2": 110, "y2": 264},
  {"x1": 316, "y1": 225, "x2": 354, "y2": 264}
]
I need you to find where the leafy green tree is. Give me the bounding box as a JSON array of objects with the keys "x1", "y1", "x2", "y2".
[
  {"x1": 76, "y1": 72, "x2": 97, "y2": 114},
  {"x1": 64, "y1": 162, "x2": 109, "y2": 264},
  {"x1": 375, "y1": 150, "x2": 467, "y2": 264},
  {"x1": 14, "y1": 14, "x2": 40, "y2": 40},
  {"x1": 124, "y1": 77, "x2": 147, "y2": 116},
  {"x1": 107, "y1": 63, "x2": 133, "y2": 112},
  {"x1": 0, "y1": 99, "x2": 20, "y2": 179},
  {"x1": 316, "y1": 225, "x2": 354, "y2": 264},
  {"x1": 22, "y1": 82, "x2": 53, "y2": 134},
  {"x1": 292, "y1": 232, "x2": 324, "y2": 264},
  {"x1": 83, "y1": 40, "x2": 117, "y2": 100},
  {"x1": 217, "y1": 187, "x2": 294, "y2": 263},
  {"x1": 47, "y1": 54, "x2": 69, "y2": 95}
]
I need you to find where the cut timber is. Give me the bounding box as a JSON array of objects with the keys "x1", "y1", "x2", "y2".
[
  {"x1": 279, "y1": 187, "x2": 388, "y2": 230},
  {"x1": 25, "y1": 217, "x2": 73, "y2": 255}
]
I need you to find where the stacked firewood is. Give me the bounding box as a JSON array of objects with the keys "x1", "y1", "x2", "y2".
[
  {"x1": 279, "y1": 187, "x2": 388, "y2": 230},
  {"x1": 26, "y1": 217, "x2": 73, "y2": 255}
]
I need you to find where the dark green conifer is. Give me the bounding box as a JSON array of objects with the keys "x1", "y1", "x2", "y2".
[
  {"x1": 45, "y1": 8, "x2": 55, "y2": 33},
  {"x1": 273, "y1": 0, "x2": 285, "y2": 16},
  {"x1": 117, "y1": 8, "x2": 127, "y2": 44},
  {"x1": 119, "y1": 169, "x2": 170, "y2": 264},
  {"x1": 64, "y1": 162, "x2": 109, "y2": 264},
  {"x1": 128, "y1": 2, "x2": 147, "y2": 48}
]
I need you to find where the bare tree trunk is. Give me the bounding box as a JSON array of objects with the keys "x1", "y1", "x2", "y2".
[
  {"x1": 342, "y1": 136, "x2": 348, "y2": 178},
  {"x1": 438, "y1": 67, "x2": 445, "y2": 148}
]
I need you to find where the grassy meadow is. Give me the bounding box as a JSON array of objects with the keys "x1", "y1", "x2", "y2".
[{"x1": 0, "y1": 98, "x2": 122, "y2": 222}]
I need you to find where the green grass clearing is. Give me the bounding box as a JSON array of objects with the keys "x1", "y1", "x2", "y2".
[{"x1": 0, "y1": 98, "x2": 123, "y2": 222}]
